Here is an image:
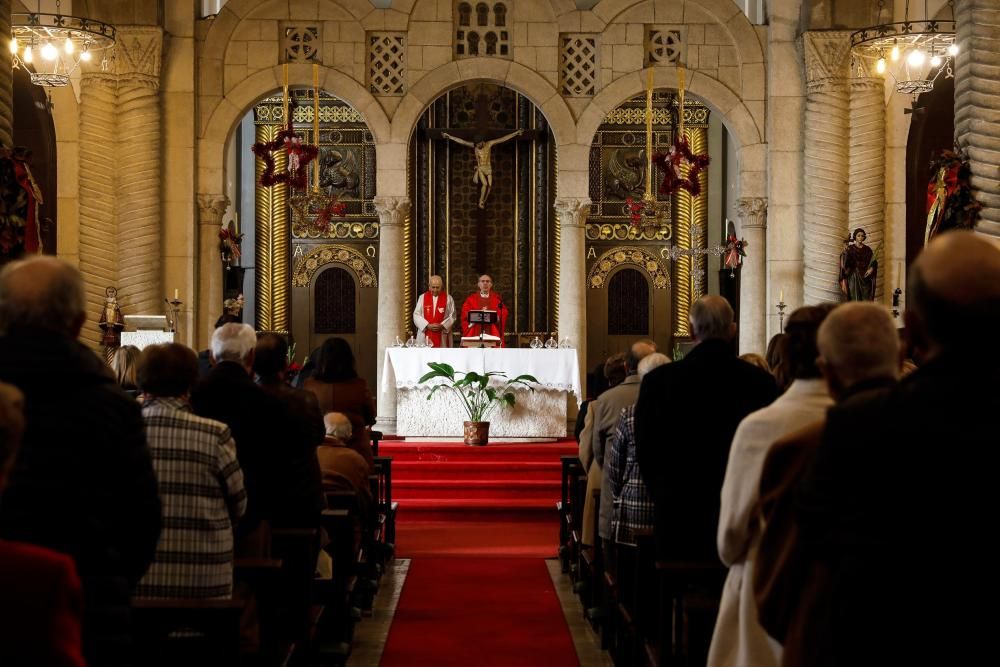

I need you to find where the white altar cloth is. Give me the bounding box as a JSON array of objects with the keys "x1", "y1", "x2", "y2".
[{"x1": 381, "y1": 348, "x2": 582, "y2": 437}]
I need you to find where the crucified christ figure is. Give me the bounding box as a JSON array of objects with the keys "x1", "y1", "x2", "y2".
[{"x1": 441, "y1": 129, "x2": 524, "y2": 208}]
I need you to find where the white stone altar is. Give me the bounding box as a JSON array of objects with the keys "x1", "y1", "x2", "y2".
[
  {"x1": 120, "y1": 330, "x2": 174, "y2": 349},
  {"x1": 381, "y1": 348, "x2": 582, "y2": 437}
]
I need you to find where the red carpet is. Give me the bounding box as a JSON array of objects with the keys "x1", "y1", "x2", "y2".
[
  {"x1": 379, "y1": 558, "x2": 578, "y2": 667},
  {"x1": 396, "y1": 518, "x2": 556, "y2": 558}
]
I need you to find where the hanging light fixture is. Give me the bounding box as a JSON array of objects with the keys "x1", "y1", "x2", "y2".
[
  {"x1": 850, "y1": 0, "x2": 956, "y2": 97},
  {"x1": 10, "y1": 1, "x2": 116, "y2": 87}
]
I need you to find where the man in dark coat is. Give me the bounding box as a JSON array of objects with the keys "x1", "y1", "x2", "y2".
[
  {"x1": 0, "y1": 257, "x2": 162, "y2": 666},
  {"x1": 192, "y1": 324, "x2": 322, "y2": 550},
  {"x1": 252, "y1": 333, "x2": 325, "y2": 528},
  {"x1": 635, "y1": 295, "x2": 777, "y2": 563},
  {"x1": 795, "y1": 232, "x2": 1000, "y2": 665}
]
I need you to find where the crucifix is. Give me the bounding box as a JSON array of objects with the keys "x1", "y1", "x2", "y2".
[{"x1": 424, "y1": 86, "x2": 544, "y2": 274}]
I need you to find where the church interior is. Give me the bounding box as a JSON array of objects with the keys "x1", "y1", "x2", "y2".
[{"x1": 0, "y1": 0, "x2": 995, "y2": 665}]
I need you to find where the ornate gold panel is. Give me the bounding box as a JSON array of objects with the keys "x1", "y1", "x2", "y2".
[
  {"x1": 588, "y1": 246, "x2": 670, "y2": 290},
  {"x1": 291, "y1": 244, "x2": 378, "y2": 288}
]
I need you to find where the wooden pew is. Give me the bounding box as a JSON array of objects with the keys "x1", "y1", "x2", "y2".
[
  {"x1": 132, "y1": 598, "x2": 244, "y2": 667},
  {"x1": 557, "y1": 455, "x2": 584, "y2": 574},
  {"x1": 647, "y1": 558, "x2": 726, "y2": 667}
]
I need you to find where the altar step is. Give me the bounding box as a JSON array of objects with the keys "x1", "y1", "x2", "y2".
[{"x1": 380, "y1": 440, "x2": 578, "y2": 520}]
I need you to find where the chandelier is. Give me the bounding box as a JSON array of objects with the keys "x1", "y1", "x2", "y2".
[
  {"x1": 9, "y1": 1, "x2": 116, "y2": 87},
  {"x1": 850, "y1": 0, "x2": 956, "y2": 96}
]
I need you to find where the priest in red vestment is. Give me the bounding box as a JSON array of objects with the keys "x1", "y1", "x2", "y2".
[
  {"x1": 412, "y1": 275, "x2": 456, "y2": 347},
  {"x1": 460, "y1": 274, "x2": 508, "y2": 347}
]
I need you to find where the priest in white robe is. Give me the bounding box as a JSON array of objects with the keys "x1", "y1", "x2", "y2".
[{"x1": 412, "y1": 275, "x2": 456, "y2": 347}]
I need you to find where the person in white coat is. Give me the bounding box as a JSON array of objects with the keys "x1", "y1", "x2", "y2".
[{"x1": 707, "y1": 305, "x2": 835, "y2": 667}]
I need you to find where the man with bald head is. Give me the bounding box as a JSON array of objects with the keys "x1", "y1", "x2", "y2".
[
  {"x1": 413, "y1": 275, "x2": 456, "y2": 347},
  {"x1": 460, "y1": 274, "x2": 508, "y2": 347},
  {"x1": 0, "y1": 257, "x2": 161, "y2": 666},
  {"x1": 636, "y1": 296, "x2": 778, "y2": 563},
  {"x1": 794, "y1": 232, "x2": 1000, "y2": 665}
]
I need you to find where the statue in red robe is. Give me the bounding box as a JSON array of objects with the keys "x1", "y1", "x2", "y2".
[{"x1": 460, "y1": 274, "x2": 508, "y2": 347}]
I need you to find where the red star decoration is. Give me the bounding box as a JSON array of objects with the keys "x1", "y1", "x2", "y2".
[
  {"x1": 652, "y1": 136, "x2": 710, "y2": 197},
  {"x1": 251, "y1": 102, "x2": 318, "y2": 190}
]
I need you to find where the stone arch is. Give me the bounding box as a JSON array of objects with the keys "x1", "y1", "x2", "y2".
[
  {"x1": 588, "y1": 246, "x2": 670, "y2": 290},
  {"x1": 577, "y1": 67, "x2": 761, "y2": 151},
  {"x1": 389, "y1": 60, "x2": 576, "y2": 149},
  {"x1": 292, "y1": 244, "x2": 379, "y2": 289},
  {"x1": 198, "y1": 64, "x2": 390, "y2": 197}
]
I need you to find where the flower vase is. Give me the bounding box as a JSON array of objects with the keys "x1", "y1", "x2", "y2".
[{"x1": 463, "y1": 421, "x2": 490, "y2": 446}]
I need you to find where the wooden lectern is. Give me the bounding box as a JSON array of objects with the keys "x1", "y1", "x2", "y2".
[{"x1": 461, "y1": 309, "x2": 500, "y2": 348}]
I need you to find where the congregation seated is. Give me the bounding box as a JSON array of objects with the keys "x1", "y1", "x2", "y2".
[
  {"x1": 0, "y1": 257, "x2": 162, "y2": 666},
  {"x1": 134, "y1": 343, "x2": 247, "y2": 600},
  {"x1": 0, "y1": 381, "x2": 86, "y2": 667},
  {"x1": 303, "y1": 337, "x2": 376, "y2": 471}
]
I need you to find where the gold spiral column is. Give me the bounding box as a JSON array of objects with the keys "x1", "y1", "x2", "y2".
[
  {"x1": 672, "y1": 125, "x2": 707, "y2": 338},
  {"x1": 254, "y1": 123, "x2": 289, "y2": 332}
]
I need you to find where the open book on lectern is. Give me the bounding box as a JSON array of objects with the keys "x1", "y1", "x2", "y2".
[{"x1": 460, "y1": 333, "x2": 501, "y2": 348}]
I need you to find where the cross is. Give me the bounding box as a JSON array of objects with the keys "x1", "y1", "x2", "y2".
[{"x1": 423, "y1": 86, "x2": 544, "y2": 275}]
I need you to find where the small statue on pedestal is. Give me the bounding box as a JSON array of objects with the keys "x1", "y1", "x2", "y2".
[{"x1": 99, "y1": 286, "x2": 125, "y2": 349}]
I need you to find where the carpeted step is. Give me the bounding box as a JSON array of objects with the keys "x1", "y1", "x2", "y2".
[
  {"x1": 379, "y1": 442, "x2": 579, "y2": 464},
  {"x1": 394, "y1": 478, "x2": 560, "y2": 501},
  {"x1": 392, "y1": 460, "x2": 562, "y2": 481},
  {"x1": 397, "y1": 498, "x2": 560, "y2": 511}
]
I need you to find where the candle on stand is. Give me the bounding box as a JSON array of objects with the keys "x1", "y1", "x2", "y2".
[
  {"x1": 779, "y1": 289, "x2": 784, "y2": 302},
  {"x1": 173, "y1": 288, "x2": 179, "y2": 300}
]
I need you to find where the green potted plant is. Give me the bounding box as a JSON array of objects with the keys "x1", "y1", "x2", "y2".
[{"x1": 418, "y1": 362, "x2": 538, "y2": 446}]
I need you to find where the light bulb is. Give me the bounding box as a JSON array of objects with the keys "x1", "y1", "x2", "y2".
[
  {"x1": 907, "y1": 49, "x2": 925, "y2": 67},
  {"x1": 890, "y1": 44, "x2": 901, "y2": 61},
  {"x1": 64, "y1": 38, "x2": 74, "y2": 54},
  {"x1": 80, "y1": 49, "x2": 92, "y2": 62},
  {"x1": 930, "y1": 55, "x2": 942, "y2": 67},
  {"x1": 9, "y1": 38, "x2": 17, "y2": 55},
  {"x1": 948, "y1": 43, "x2": 959, "y2": 56},
  {"x1": 876, "y1": 57, "x2": 887, "y2": 74},
  {"x1": 23, "y1": 46, "x2": 32, "y2": 63},
  {"x1": 41, "y1": 42, "x2": 58, "y2": 61}
]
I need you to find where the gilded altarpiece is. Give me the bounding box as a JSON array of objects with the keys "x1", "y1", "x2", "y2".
[
  {"x1": 408, "y1": 83, "x2": 556, "y2": 341},
  {"x1": 252, "y1": 90, "x2": 378, "y2": 385},
  {"x1": 585, "y1": 92, "x2": 709, "y2": 368}
]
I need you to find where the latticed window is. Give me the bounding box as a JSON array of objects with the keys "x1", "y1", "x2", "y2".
[
  {"x1": 369, "y1": 33, "x2": 406, "y2": 95},
  {"x1": 458, "y1": 2, "x2": 471, "y2": 26},
  {"x1": 314, "y1": 267, "x2": 356, "y2": 334},
  {"x1": 608, "y1": 268, "x2": 650, "y2": 336},
  {"x1": 560, "y1": 34, "x2": 598, "y2": 97},
  {"x1": 493, "y1": 3, "x2": 507, "y2": 26},
  {"x1": 476, "y1": 3, "x2": 489, "y2": 26}
]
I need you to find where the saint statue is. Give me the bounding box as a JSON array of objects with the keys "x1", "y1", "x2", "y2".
[
  {"x1": 99, "y1": 286, "x2": 125, "y2": 348},
  {"x1": 440, "y1": 129, "x2": 524, "y2": 208},
  {"x1": 839, "y1": 228, "x2": 878, "y2": 301}
]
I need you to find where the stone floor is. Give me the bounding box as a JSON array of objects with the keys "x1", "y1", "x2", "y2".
[{"x1": 346, "y1": 557, "x2": 612, "y2": 666}]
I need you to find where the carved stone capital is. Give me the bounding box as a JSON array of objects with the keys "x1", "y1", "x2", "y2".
[
  {"x1": 115, "y1": 26, "x2": 163, "y2": 87},
  {"x1": 804, "y1": 31, "x2": 852, "y2": 86},
  {"x1": 198, "y1": 194, "x2": 230, "y2": 225},
  {"x1": 554, "y1": 198, "x2": 591, "y2": 227},
  {"x1": 373, "y1": 196, "x2": 411, "y2": 227},
  {"x1": 736, "y1": 197, "x2": 768, "y2": 229}
]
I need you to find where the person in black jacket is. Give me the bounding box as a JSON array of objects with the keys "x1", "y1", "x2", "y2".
[
  {"x1": 635, "y1": 295, "x2": 777, "y2": 563},
  {"x1": 0, "y1": 257, "x2": 161, "y2": 667}
]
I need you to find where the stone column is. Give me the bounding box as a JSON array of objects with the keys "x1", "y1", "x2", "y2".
[
  {"x1": 954, "y1": 0, "x2": 1000, "y2": 235},
  {"x1": 737, "y1": 197, "x2": 768, "y2": 353},
  {"x1": 78, "y1": 70, "x2": 119, "y2": 348},
  {"x1": 197, "y1": 194, "x2": 229, "y2": 347},
  {"x1": 554, "y1": 198, "x2": 589, "y2": 377},
  {"x1": 803, "y1": 32, "x2": 852, "y2": 305},
  {"x1": 849, "y1": 76, "x2": 886, "y2": 300},
  {"x1": 115, "y1": 27, "x2": 164, "y2": 316},
  {"x1": 373, "y1": 195, "x2": 410, "y2": 433},
  {"x1": 0, "y1": 0, "x2": 13, "y2": 148},
  {"x1": 767, "y1": 0, "x2": 808, "y2": 339}
]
